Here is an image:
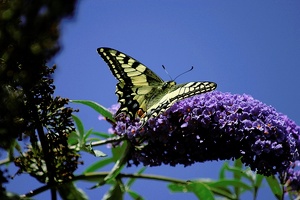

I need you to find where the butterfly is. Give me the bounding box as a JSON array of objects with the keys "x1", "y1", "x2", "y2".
[{"x1": 97, "y1": 47, "x2": 217, "y2": 128}]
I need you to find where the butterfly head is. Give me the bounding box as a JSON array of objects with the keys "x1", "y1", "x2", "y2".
[{"x1": 162, "y1": 81, "x2": 176, "y2": 90}]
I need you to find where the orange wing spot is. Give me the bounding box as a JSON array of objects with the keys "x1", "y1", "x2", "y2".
[{"x1": 137, "y1": 108, "x2": 146, "y2": 118}]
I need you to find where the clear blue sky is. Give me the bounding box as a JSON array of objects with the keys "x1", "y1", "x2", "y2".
[{"x1": 7, "y1": 1, "x2": 300, "y2": 199}]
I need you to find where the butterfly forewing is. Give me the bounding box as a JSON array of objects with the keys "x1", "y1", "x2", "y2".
[
  {"x1": 98, "y1": 48, "x2": 163, "y2": 86},
  {"x1": 98, "y1": 47, "x2": 217, "y2": 127},
  {"x1": 98, "y1": 47, "x2": 163, "y2": 118}
]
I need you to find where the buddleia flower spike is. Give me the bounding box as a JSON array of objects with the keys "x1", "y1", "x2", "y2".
[{"x1": 113, "y1": 91, "x2": 300, "y2": 179}]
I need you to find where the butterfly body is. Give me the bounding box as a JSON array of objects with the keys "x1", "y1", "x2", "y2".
[{"x1": 98, "y1": 47, "x2": 217, "y2": 127}]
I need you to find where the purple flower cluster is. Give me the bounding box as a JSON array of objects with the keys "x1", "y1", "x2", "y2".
[{"x1": 113, "y1": 91, "x2": 300, "y2": 176}]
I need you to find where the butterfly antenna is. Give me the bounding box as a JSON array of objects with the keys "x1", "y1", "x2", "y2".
[
  {"x1": 162, "y1": 65, "x2": 173, "y2": 80},
  {"x1": 173, "y1": 66, "x2": 194, "y2": 81}
]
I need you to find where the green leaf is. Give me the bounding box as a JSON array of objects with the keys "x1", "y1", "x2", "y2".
[
  {"x1": 233, "y1": 158, "x2": 243, "y2": 180},
  {"x1": 67, "y1": 131, "x2": 80, "y2": 146},
  {"x1": 68, "y1": 115, "x2": 86, "y2": 149},
  {"x1": 112, "y1": 141, "x2": 128, "y2": 162},
  {"x1": 89, "y1": 131, "x2": 113, "y2": 139},
  {"x1": 234, "y1": 158, "x2": 243, "y2": 169},
  {"x1": 207, "y1": 179, "x2": 252, "y2": 191},
  {"x1": 188, "y1": 182, "x2": 215, "y2": 200},
  {"x1": 84, "y1": 157, "x2": 115, "y2": 173},
  {"x1": 223, "y1": 165, "x2": 255, "y2": 183},
  {"x1": 71, "y1": 100, "x2": 115, "y2": 123},
  {"x1": 232, "y1": 159, "x2": 244, "y2": 200},
  {"x1": 266, "y1": 175, "x2": 283, "y2": 199},
  {"x1": 83, "y1": 129, "x2": 94, "y2": 141},
  {"x1": 207, "y1": 186, "x2": 234, "y2": 199},
  {"x1": 103, "y1": 142, "x2": 129, "y2": 182},
  {"x1": 253, "y1": 174, "x2": 265, "y2": 200},
  {"x1": 219, "y1": 162, "x2": 229, "y2": 179},
  {"x1": 76, "y1": 173, "x2": 106, "y2": 183},
  {"x1": 72, "y1": 114, "x2": 85, "y2": 139},
  {"x1": 58, "y1": 182, "x2": 88, "y2": 200},
  {"x1": 198, "y1": 179, "x2": 245, "y2": 199},
  {"x1": 90, "y1": 141, "x2": 130, "y2": 189},
  {"x1": 127, "y1": 189, "x2": 144, "y2": 200},
  {"x1": 254, "y1": 174, "x2": 264, "y2": 188},
  {"x1": 168, "y1": 183, "x2": 186, "y2": 192},
  {"x1": 102, "y1": 181, "x2": 124, "y2": 200},
  {"x1": 169, "y1": 182, "x2": 215, "y2": 200}
]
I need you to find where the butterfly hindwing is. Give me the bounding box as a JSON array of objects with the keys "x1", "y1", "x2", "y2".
[
  {"x1": 139, "y1": 81, "x2": 217, "y2": 127},
  {"x1": 98, "y1": 47, "x2": 217, "y2": 127}
]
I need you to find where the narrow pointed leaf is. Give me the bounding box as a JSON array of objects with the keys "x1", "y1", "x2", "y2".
[
  {"x1": 254, "y1": 174, "x2": 264, "y2": 188},
  {"x1": 90, "y1": 142, "x2": 130, "y2": 189},
  {"x1": 219, "y1": 162, "x2": 229, "y2": 179},
  {"x1": 223, "y1": 166, "x2": 255, "y2": 183},
  {"x1": 58, "y1": 182, "x2": 88, "y2": 200},
  {"x1": 127, "y1": 190, "x2": 144, "y2": 200},
  {"x1": 84, "y1": 157, "x2": 114, "y2": 173},
  {"x1": 266, "y1": 175, "x2": 283, "y2": 199},
  {"x1": 72, "y1": 114, "x2": 85, "y2": 139},
  {"x1": 112, "y1": 141, "x2": 128, "y2": 161},
  {"x1": 207, "y1": 179, "x2": 252, "y2": 191},
  {"x1": 187, "y1": 182, "x2": 215, "y2": 200},
  {"x1": 89, "y1": 131, "x2": 112, "y2": 139},
  {"x1": 169, "y1": 182, "x2": 214, "y2": 200},
  {"x1": 102, "y1": 181, "x2": 124, "y2": 200},
  {"x1": 71, "y1": 100, "x2": 115, "y2": 123}
]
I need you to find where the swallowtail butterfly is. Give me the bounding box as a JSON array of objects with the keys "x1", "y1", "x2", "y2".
[{"x1": 98, "y1": 47, "x2": 217, "y2": 127}]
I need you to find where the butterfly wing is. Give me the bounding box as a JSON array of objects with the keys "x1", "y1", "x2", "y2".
[
  {"x1": 139, "y1": 81, "x2": 217, "y2": 127},
  {"x1": 98, "y1": 47, "x2": 164, "y2": 119}
]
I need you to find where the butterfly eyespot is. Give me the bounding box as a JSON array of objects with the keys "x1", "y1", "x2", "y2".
[{"x1": 97, "y1": 47, "x2": 217, "y2": 128}]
